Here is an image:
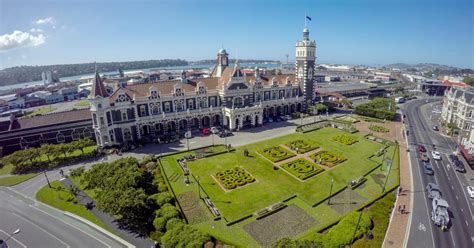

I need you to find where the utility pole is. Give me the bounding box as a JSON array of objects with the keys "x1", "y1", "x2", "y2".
[
  {"x1": 43, "y1": 171, "x2": 51, "y2": 188},
  {"x1": 350, "y1": 210, "x2": 364, "y2": 247},
  {"x1": 327, "y1": 178, "x2": 334, "y2": 205}
]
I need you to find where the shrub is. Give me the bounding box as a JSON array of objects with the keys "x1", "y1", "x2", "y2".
[
  {"x1": 286, "y1": 140, "x2": 319, "y2": 153},
  {"x1": 261, "y1": 146, "x2": 295, "y2": 162},
  {"x1": 215, "y1": 167, "x2": 255, "y2": 190},
  {"x1": 354, "y1": 98, "x2": 396, "y2": 120},
  {"x1": 149, "y1": 231, "x2": 164, "y2": 242},
  {"x1": 280, "y1": 158, "x2": 324, "y2": 180},
  {"x1": 153, "y1": 203, "x2": 180, "y2": 231},
  {"x1": 70, "y1": 166, "x2": 85, "y2": 178},
  {"x1": 310, "y1": 150, "x2": 347, "y2": 167},
  {"x1": 150, "y1": 192, "x2": 174, "y2": 207},
  {"x1": 332, "y1": 134, "x2": 358, "y2": 145},
  {"x1": 369, "y1": 125, "x2": 390, "y2": 133},
  {"x1": 161, "y1": 219, "x2": 211, "y2": 248}
]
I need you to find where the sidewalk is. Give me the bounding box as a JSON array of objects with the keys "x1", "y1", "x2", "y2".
[{"x1": 60, "y1": 178, "x2": 155, "y2": 248}]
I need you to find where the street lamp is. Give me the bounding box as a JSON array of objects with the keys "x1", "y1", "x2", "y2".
[
  {"x1": 196, "y1": 176, "x2": 201, "y2": 199},
  {"x1": 184, "y1": 130, "x2": 191, "y2": 151},
  {"x1": 327, "y1": 178, "x2": 334, "y2": 205},
  {"x1": 43, "y1": 170, "x2": 51, "y2": 188},
  {"x1": 4, "y1": 229, "x2": 20, "y2": 242}
]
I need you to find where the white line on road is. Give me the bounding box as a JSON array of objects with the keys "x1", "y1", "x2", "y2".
[
  {"x1": 28, "y1": 205, "x2": 111, "y2": 248},
  {"x1": 11, "y1": 212, "x2": 71, "y2": 248},
  {"x1": 0, "y1": 229, "x2": 27, "y2": 248},
  {"x1": 452, "y1": 185, "x2": 454, "y2": 190},
  {"x1": 466, "y1": 220, "x2": 469, "y2": 226},
  {"x1": 456, "y1": 195, "x2": 459, "y2": 200},
  {"x1": 450, "y1": 231, "x2": 457, "y2": 247}
]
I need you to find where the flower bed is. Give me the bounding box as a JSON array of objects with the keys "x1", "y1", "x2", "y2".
[
  {"x1": 286, "y1": 140, "x2": 319, "y2": 153},
  {"x1": 280, "y1": 158, "x2": 324, "y2": 180},
  {"x1": 260, "y1": 146, "x2": 295, "y2": 162},
  {"x1": 214, "y1": 167, "x2": 255, "y2": 190},
  {"x1": 332, "y1": 134, "x2": 359, "y2": 145},
  {"x1": 310, "y1": 150, "x2": 347, "y2": 167},
  {"x1": 369, "y1": 125, "x2": 390, "y2": 133}
]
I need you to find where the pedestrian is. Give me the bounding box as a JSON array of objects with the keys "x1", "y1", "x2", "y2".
[
  {"x1": 402, "y1": 205, "x2": 406, "y2": 214},
  {"x1": 398, "y1": 205, "x2": 402, "y2": 214},
  {"x1": 295, "y1": 147, "x2": 299, "y2": 154},
  {"x1": 398, "y1": 186, "x2": 402, "y2": 195}
]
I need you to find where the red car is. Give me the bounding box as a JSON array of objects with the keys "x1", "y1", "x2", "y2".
[
  {"x1": 200, "y1": 128, "x2": 209, "y2": 136},
  {"x1": 418, "y1": 145, "x2": 427, "y2": 153}
]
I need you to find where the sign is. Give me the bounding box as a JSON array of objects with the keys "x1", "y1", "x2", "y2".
[{"x1": 185, "y1": 131, "x2": 192, "y2": 139}]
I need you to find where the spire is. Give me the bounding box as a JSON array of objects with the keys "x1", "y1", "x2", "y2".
[{"x1": 91, "y1": 64, "x2": 108, "y2": 98}]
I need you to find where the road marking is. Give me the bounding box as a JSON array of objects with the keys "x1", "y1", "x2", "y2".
[
  {"x1": 418, "y1": 223, "x2": 426, "y2": 231},
  {"x1": 29, "y1": 205, "x2": 111, "y2": 248},
  {"x1": 452, "y1": 185, "x2": 454, "y2": 190},
  {"x1": 448, "y1": 176, "x2": 451, "y2": 181},
  {"x1": 461, "y1": 208, "x2": 464, "y2": 212},
  {"x1": 456, "y1": 195, "x2": 459, "y2": 200},
  {"x1": 466, "y1": 220, "x2": 469, "y2": 226},
  {"x1": 0, "y1": 229, "x2": 27, "y2": 248},
  {"x1": 11, "y1": 212, "x2": 71, "y2": 248},
  {"x1": 450, "y1": 231, "x2": 456, "y2": 247}
]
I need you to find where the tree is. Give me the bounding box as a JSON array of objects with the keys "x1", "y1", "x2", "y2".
[
  {"x1": 153, "y1": 203, "x2": 180, "y2": 231},
  {"x1": 40, "y1": 144, "x2": 56, "y2": 163},
  {"x1": 463, "y1": 77, "x2": 474, "y2": 86},
  {"x1": 340, "y1": 99, "x2": 352, "y2": 109},
  {"x1": 161, "y1": 218, "x2": 211, "y2": 247},
  {"x1": 72, "y1": 138, "x2": 95, "y2": 156}
]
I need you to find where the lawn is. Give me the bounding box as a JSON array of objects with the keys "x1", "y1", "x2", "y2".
[
  {"x1": 0, "y1": 173, "x2": 39, "y2": 186},
  {"x1": 160, "y1": 128, "x2": 400, "y2": 246},
  {"x1": 24, "y1": 106, "x2": 56, "y2": 117},
  {"x1": 0, "y1": 164, "x2": 13, "y2": 175},
  {"x1": 36, "y1": 181, "x2": 115, "y2": 234},
  {"x1": 75, "y1": 100, "x2": 90, "y2": 107}
]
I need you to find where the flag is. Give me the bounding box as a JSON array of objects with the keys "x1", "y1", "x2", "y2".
[{"x1": 306, "y1": 16, "x2": 312, "y2": 21}]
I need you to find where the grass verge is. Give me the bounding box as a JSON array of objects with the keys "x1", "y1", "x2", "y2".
[{"x1": 0, "y1": 173, "x2": 38, "y2": 186}]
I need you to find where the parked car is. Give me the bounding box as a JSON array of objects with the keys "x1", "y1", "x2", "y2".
[
  {"x1": 418, "y1": 145, "x2": 427, "y2": 153},
  {"x1": 424, "y1": 162, "x2": 434, "y2": 175},
  {"x1": 431, "y1": 151, "x2": 441, "y2": 160},
  {"x1": 210, "y1": 126, "x2": 220, "y2": 134},
  {"x1": 218, "y1": 130, "x2": 233, "y2": 138},
  {"x1": 284, "y1": 115, "x2": 292, "y2": 120},
  {"x1": 432, "y1": 125, "x2": 439, "y2": 131},
  {"x1": 420, "y1": 153, "x2": 430, "y2": 162},
  {"x1": 448, "y1": 154, "x2": 459, "y2": 163},
  {"x1": 467, "y1": 186, "x2": 474, "y2": 198},
  {"x1": 426, "y1": 183, "x2": 442, "y2": 199}
]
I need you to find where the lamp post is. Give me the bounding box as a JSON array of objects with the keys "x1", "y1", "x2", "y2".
[
  {"x1": 327, "y1": 178, "x2": 334, "y2": 205},
  {"x1": 196, "y1": 176, "x2": 201, "y2": 199},
  {"x1": 4, "y1": 229, "x2": 20, "y2": 242},
  {"x1": 43, "y1": 170, "x2": 51, "y2": 188},
  {"x1": 184, "y1": 130, "x2": 191, "y2": 151},
  {"x1": 350, "y1": 210, "x2": 364, "y2": 247}
]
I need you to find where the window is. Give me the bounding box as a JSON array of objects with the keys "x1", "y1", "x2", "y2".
[
  {"x1": 56, "y1": 133, "x2": 65, "y2": 143},
  {"x1": 272, "y1": 92, "x2": 276, "y2": 100},
  {"x1": 164, "y1": 102, "x2": 171, "y2": 112},
  {"x1": 97, "y1": 103, "x2": 102, "y2": 109},
  {"x1": 199, "y1": 99, "x2": 206, "y2": 108},
  {"x1": 149, "y1": 90, "x2": 159, "y2": 99},
  {"x1": 176, "y1": 101, "x2": 184, "y2": 111},
  {"x1": 122, "y1": 112, "x2": 127, "y2": 121},
  {"x1": 99, "y1": 117, "x2": 105, "y2": 126},
  {"x1": 210, "y1": 97, "x2": 216, "y2": 107},
  {"x1": 468, "y1": 110, "x2": 472, "y2": 118},
  {"x1": 256, "y1": 93, "x2": 261, "y2": 102},
  {"x1": 117, "y1": 94, "x2": 128, "y2": 102},
  {"x1": 140, "y1": 105, "x2": 146, "y2": 116},
  {"x1": 71, "y1": 130, "x2": 80, "y2": 140},
  {"x1": 234, "y1": 97, "x2": 243, "y2": 107},
  {"x1": 151, "y1": 104, "x2": 160, "y2": 115},
  {"x1": 109, "y1": 130, "x2": 115, "y2": 142},
  {"x1": 83, "y1": 129, "x2": 92, "y2": 137},
  {"x1": 124, "y1": 128, "x2": 132, "y2": 141},
  {"x1": 92, "y1": 113, "x2": 98, "y2": 126},
  {"x1": 188, "y1": 99, "x2": 194, "y2": 110}
]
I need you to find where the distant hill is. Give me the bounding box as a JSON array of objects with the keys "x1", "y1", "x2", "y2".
[
  {"x1": 191, "y1": 59, "x2": 280, "y2": 65},
  {"x1": 0, "y1": 59, "x2": 188, "y2": 86}
]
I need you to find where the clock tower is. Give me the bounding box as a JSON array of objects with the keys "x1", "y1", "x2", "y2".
[{"x1": 296, "y1": 26, "x2": 316, "y2": 109}]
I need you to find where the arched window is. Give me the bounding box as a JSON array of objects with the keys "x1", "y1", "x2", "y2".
[
  {"x1": 83, "y1": 128, "x2": 92, "y2": 138},
  {"x1": 71, "y1": 130, "x2": 80, "y2": 140},
  {"x1": 234, "y1": 97, "x2": 243, "y2": 107},
  {"x1": 123, "y1": 128, "x2": 132, "y2": 141},
  {"x1": 56, "y1": 132, "x2": 65, "y2": 143}
]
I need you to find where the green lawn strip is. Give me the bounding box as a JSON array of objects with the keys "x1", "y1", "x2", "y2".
[
  {"x1": 280, "y1": 158, "x2": 324, "y2": 180},
  {"x1": 36, "y1": 181, "x2": 116, "y2": 234},
  {"x1": 24, "y1": 106, "x2": 56, "y2": 117},
  {"x1": 0, "y1": 173, "x2": 39, "y2": 186},
  {"x1": 0, "y1": 164, "x2": 13, "y2": 175},
  {"x1": 259, "y1": 145, "x2": 295, "y2": 162},
  {"x1": 75, "y1": 100, "x2": 90, "y2": 107},
  {"x1": 70, "y1": 175, "x2": 98, "y2": 199}
]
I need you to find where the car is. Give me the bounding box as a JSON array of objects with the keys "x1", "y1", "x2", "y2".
[
  {"x1": 284, "y1": 115, "x2": 292, "y2": 120},
  {"x1": 218, "y1": 130, "x2": 233, "y2": 138},
  {"x1": 453, "y1": 160, "x2": 466, "y2": 173},
  {"x1": 418, "y1": 145, "x2": 427, "y2": 153},
  {"x1": 432, "y1": 125, "x2": 439, "y2": 131},
  {"x1": 426, "y1": 183, "x2": 442, "y2": 199},
  {"x1": 420, "y1": 153, "x2": 430, "y2": 162},
  {"x1": 210, "y1": 126, "x2": 220, "y2": 134},
  {"x1": 431, "y1": 151, "x2": 441, "y2": 160},
  {"x1": 448, "y1": 154, "x2": 459, "y2": 163},
  {"x1": 467, "y1": 186, "x2": 474, "y2": 198},
  {"x1": 424, "y1": 162, "x2": 434, "y2": 175}
]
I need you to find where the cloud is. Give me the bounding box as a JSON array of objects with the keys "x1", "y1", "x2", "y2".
[
  {"x1": 0, "y1": 31, "x2": 45, "y2": 51},
  {"x1": 30, "y1": 28, "x2": 43, "y2": 33},
  {"x1": 34, "y1": 17, "x2": 56, "y2": 25}
]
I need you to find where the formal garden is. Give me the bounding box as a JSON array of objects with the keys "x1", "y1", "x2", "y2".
[
  {"x1": 310, "y1": 150, "x2": 347, "y2": 167},
  {"x1": 369, "y1": 124, "x2": 390, "y2": 133},
  {"x1": 332, "y1": 134, "x2": 359, "y2": 145},
  {"x1": 286, "y1": 139, "x2": 319, "y2": 153},
  {"x1": 214, "y1": 167, "x2": 256, "y2": 190},
  {"x1": 259, "y1": 146, "x2": 295, "y2": 162},
  {"x1": 280, "y1": 158, "x2": 324, "y2": 180},
  {"x1": 158, "y1": 127, "x2": 400, "y2": 247}
]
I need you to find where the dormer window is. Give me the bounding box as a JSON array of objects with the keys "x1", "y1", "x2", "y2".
[
  {"x1": 139, "y1": 105, "x2": 146, "y2": 116},
  {"x1": 117, "y1": 94, "x2": 128, "y2": 102},
  {"x1": 198, "y1": 86, "x2": 206, "y2": 94},
  {"x1": 272, "y1": 79, "x2": 278, "y2": 87},
  {"x1": 149, "y1": 89, "x2": 159, "y2": 99}
]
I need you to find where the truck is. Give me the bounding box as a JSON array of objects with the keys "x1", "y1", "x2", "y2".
[{"x1": 431, "y1": 197, "x2": 450, "y2": 231}]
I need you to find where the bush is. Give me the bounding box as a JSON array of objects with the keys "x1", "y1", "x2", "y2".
[
  {"x1": 161, "y1": 219, "x2": 211, "y2": 248},
  {"x1": 153, "y1": 203, "x2": 180, "y2": 231},
  {"x1": 310, "y1": 150, "x2": 347, "y2": 167},
  {"x1": 369, "y1": 125, "x2": 390, "y2": 133},
  {"x1": 149, "y1": 231, "x2": 164, "y2": 243},
  {"x1": 215, "y1": 167, "x2": 255, "y2": 190},
  {"x1": 261, "y1": 146, "x2": 295, "y2": 162},
  {"x1": 281, "y1": 158, "x2": 324, "y2": 180},
  {"x1": 332, "y1": 134, "x2": 358, "y2": 145},
  {"x1": 354, "y1": 98, "x2": 396, "y2": 120},
  {"x1": 150, "y1": 192, "x2": 174, "y2": 207},
  {"x1": 70, "y1": 166, "x2": 85, "y2": 178}
]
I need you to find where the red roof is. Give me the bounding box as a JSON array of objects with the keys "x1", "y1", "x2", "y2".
[
  {"x1": 91, "y1": 71, "x2": 109, "y2": 97},
  {"x1": 442, "y1": 80, "x2": 467, "y2": 88}
]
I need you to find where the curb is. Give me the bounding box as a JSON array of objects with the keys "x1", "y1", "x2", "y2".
[{"x1": 64, "y1": 211, "x2": 135, "y2": 248}]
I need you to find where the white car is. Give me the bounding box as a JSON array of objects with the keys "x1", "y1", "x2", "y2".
[
  {"x1": 431, "y1": 151, "x2": 441, "y2": 160},
  {"x1": 467, "y1": 186, "x2": 474, "y2": 198}
]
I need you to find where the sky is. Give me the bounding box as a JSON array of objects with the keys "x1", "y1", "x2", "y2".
[{"x1": 0, "y1": 0, "x2": 473, "y2": 69}]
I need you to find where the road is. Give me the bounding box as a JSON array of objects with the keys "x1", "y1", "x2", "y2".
[
  {"x1": 404, "y1": 98, "x2": 474, "y2": 248},
  {"x1": 0, "y1": 187, "x2": 128, "y2": 248}
]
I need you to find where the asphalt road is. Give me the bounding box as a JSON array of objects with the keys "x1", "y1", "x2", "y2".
[
  {"x1": 404, "y1": 98, "x2": 474, "y2": 248},
  {"x1": 0, "y1": 187, "x2": 128, "y2": 248}
]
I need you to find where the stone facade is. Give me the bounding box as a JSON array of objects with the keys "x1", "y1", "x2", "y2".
[
  {"x1": 441, "y1": 87, "x2": 474, "y2": 135},
  {"x1": 90, "y1": 27, "x2": 317, "y2": 147}
]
